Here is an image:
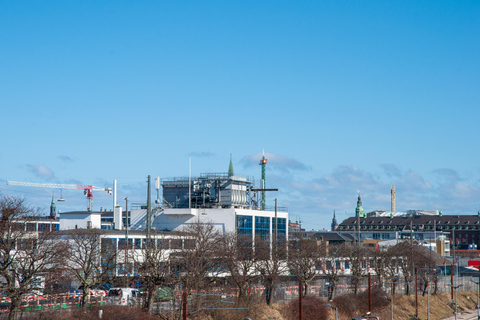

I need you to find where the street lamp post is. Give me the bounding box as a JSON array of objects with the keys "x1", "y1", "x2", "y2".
[
  {"x1": 472, "y1": 280, "x2": 479, "y2": 320},
  {"x1": 381, "y1": 296, "x2": 393, "y2": 320},
  {"x1": 325, "y1": 304, "x2": 337, "y2": 320},
  {"x1": 360, "y1": 312, "x2": 380, "y2": 320},
  {"x1": 419, "y1": 287, "x2": 430, "y2": 320},
  {"x1": 448, "y1": 284, "x2": 463, "y2": 320}
]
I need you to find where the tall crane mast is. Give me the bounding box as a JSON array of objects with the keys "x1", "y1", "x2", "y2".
[
  {"x1": 6, "y1": 181, "x2": 112, "y2": 212},
  {"x1": 259, "y1": 150, "x2": 268, "y2": 210}
]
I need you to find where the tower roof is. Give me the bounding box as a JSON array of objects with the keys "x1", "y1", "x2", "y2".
[{"x1": 228, "y1": 153, "x2": 234, "y2": 177}]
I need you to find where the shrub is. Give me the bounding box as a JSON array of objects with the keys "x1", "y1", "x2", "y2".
[
  {"x1": 31, "y1": 306, "x2": 159, "y2": 320},
  {"x1": 282, "y1": 295, "x2": 330, "y2": 320}
]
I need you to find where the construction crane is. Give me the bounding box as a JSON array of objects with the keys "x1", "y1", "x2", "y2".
[{"x1": 6, "y1": 181, "x2": 112, "y2": 212}]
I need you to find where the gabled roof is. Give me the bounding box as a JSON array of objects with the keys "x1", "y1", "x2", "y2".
[
  {"x1": 310, "y1": 231, "x2": 355, "y2": 242},
  {"x1": 339, "y1": 214, "x2": 480, "y2": 228}
]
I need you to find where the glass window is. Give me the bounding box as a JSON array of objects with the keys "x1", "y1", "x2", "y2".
[
  {"x1": 135, "y1": 238, "x2": 141, "y2": 249},
  {"x1": 157, "y1": 239, "x2": 170, "y2": 249},
  {"x1": 237, "y1": 215, "x2": 253, "y2": 257},
  {"x1": 255, "y1": 216, "x2": 270, "y2": 242},
  {"x1": 119, "y1": 238, "x2": 133, "y2": 249},
  {"x1": 183, "y1": 239, "x2": 195, "y2": 249},
  {"x1": 38, "y1": 223, "x2": 51, "y2": 232},
  {"x1": 171, "y1": 239, "x2": 182, "y2": 249},
  {"x1": 237, "y1": 215, "x2": 253, "y2": 239}
]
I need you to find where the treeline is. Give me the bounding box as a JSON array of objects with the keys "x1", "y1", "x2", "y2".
[{"x1": 0, "y1": 195, "x2": 439, "y2": 320}]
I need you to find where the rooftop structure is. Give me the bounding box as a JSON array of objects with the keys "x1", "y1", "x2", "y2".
[
  {"x1": 162, "y1": 172, "x2": 255, "y2": 209},
  {"x1": 161, "y1": 157, "x2": 261, "y2": 210}
]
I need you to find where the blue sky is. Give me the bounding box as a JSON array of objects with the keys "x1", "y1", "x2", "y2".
[{"x1": 1, "y1": 1, "x2": 479, "y2": 230}]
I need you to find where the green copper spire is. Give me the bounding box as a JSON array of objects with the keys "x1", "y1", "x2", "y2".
[
  {"x1": 228, "y1": 153, "x2": 234, "y2": 177},
  {"x1": 50, "y1": 194, "x2": 56, "y2": 218},
  {"x1": 355, "y1": 194, "x2": 364, "y2": 218}
]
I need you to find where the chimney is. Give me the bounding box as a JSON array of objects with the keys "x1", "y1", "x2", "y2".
[{"x1": 114, "y1": 206, "x2": 123, "y2": 230}]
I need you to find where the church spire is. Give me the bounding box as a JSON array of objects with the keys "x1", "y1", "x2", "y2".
[
  {"x1": 228, "y1": 153, "x2": 234, "y2": 177},
  {"x1": 50, "y1": 194, "x2": 57, "y2": 219},
  {"x1": 355, "y1": 193, "x2": 365, "y2": 218},
  {"x1": 331, "y1": 210, "x2": 338, "y2": 231}
]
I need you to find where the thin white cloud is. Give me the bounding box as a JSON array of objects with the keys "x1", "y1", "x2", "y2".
[
  {"x1": 263, "y1": 164, "x2": 480, "y2": 230},
  {"x1": 380, "y1": 163, "x2": 402, "y2": 177},
  {"x1": 25, "y1": 164, "x2": 55, "y2": 180},
  {"x1": 240, "y1": 152, "x2": 310, "y2": 173}
]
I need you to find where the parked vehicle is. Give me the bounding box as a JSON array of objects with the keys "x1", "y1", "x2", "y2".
[
  {"x1": 106, "y1": 288, "x2": 141, "y2": 306},
  {"x1": 78, "y1": 283, "x2": 113, "y2": 295}
]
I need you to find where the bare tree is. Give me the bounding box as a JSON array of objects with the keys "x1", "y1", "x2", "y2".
[
  {"x1": 255, "y1": 236, "x2": 288, "y2": 305},
  {"x1": 137, "y1": 232, "x2": 180, "y2": 313},
  {"x1": 383, "y1": 246, "x2": 401, "y2": 295},
  {"x1": 177, "y1": 223, "x2": 222, "y2": 292},
  {"x1": 318, "y1": 243, "x2": 342, "y2": 300},
  {"x1": 63, "y1": 228, "x2": 116, "y2": 307},
  {"x1": 288, "y1": 239, "x2": 321, "y2": 296},
  {"x1": 0, "y1": 195, "x2": 64, "y2": 320},
  {"x1": 339, "y1": 243, "x2": 369, "y2": 294},
  {"x1": 371, "y1": 247, "x2": 388, "y2": 290},
  {"x1": 216, "y1": 232, "x2": 257, "y2": 302},
  {"x1": 390, "y1": 239, "x2": 436, "y2": 295},
  {"x1": 413, "y1": 245, "x2": 438, "y2": 295}
]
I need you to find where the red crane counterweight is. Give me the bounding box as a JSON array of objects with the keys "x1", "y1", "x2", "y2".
[{"x1": 6, "y1": 181, "x2": 112, "y2": 212}]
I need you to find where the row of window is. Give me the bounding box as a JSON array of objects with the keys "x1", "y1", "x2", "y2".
[
  {"x1": 236, "y1": 215, "x2": 287, "y2": 235},
  {"x1": 101, "y1": 237, "x2": 195, "y2": 250},
  {"x1": 11, "y1": 222, "x2": 60, "y2": 232},
  {"x1": 372, "y1": 233, "x2": 392, "y2": 240},
  {"x1": 342, "y1": 224, "x2": 480, "y2": 231}
]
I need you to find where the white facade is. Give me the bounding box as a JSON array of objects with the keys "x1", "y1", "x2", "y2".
[
  {"x1": 153, "y1": 207, "x2": 288, "y2": 239},
  {"x1": 59, "y1": 211, "x2": 102, "y2": 230}
]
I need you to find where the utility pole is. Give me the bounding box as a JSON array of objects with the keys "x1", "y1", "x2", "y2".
[
  {"x1": 451, "y1": 264, "x2": 454, "y2": 300},
  {"x1": 415, "y1": 268, "x2": 418, "y2": 319},
  {"x1": 183, "y1": 291, "x2": 188, "y2": 320},
  {"x1": 274, "y1": 198, "x2": 278, "y2": 256},
  {"x1": 299, "y1": 279, "x2": 303, "y2": 320},
  {"x1": 477, "y1": 268, "x2": 480, "y2": 320},
  {"x1": 124, "y1": 197, "x2": 129, "y2": 287},
  {"x1": 147, "y1": 175, "x2": 151, "y2": 240},
  {"x1": 368, "y1": 272, "x2": 372, "y2": 313}
]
